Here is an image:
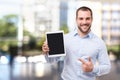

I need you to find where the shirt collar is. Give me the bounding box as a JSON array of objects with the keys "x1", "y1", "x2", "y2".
[{"x1": 73, "y1": 29, "x2": 93, "y2": 39}]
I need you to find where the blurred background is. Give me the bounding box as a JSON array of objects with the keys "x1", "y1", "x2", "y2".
[{"x1": 0, "y1": 0, "x2": 120, "y2": 80}]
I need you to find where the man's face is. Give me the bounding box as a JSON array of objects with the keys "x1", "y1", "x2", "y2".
[{"x1": 76, "y1": 10, "x2": 92, "y2": 34}]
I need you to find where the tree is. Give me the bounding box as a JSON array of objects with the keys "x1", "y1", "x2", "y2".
[
  {"x1": 0, "y1": 14, "x2": 18, "y2": 37},
  {"x1": 0, "y1": 14, "x2": 18, "y2": 53}
]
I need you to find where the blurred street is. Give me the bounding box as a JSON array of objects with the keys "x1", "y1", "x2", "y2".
[
  {"x1": 0, "y1": 55, "x2": 120, "y2": 80},
  {"x1": 0, "y1": 60, "x2": 60, "y2": 80}
]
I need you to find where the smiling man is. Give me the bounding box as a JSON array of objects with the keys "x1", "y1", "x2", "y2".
[
  {"x1": 76, "y1": 7, "x2": 92, "y2": 36},
  {"x1": 42, "y1": 6, "x2": 111, "y2": 80}
]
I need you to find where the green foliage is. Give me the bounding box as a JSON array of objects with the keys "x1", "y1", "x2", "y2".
[
  {"x1": 107, "y1": 45, "x2": 120, "y2": 59},
  {"x1": 37, "y1": 36, "x2": 45, "y2": 51},
  {"x1": 60, "y1": 24, "x2": 69, "y2": 34},
  {"x1": 23, "y1": 30, "x2": 31, "y2": 36},
  {"x1": 0, "y1": 14, "x2": 18, "y2": 37},
  {"x1": 0, "y1": 14, "x2": 18, "y2": 53},
  {"x1": 107, "y1": 45, "x2": 120, "y2": 52},
  {"x1": 0, "y1": 40, "x2": 18, "y2": 53}
]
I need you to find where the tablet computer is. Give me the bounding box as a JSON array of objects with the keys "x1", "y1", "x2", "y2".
[{"x1": 46, "y1": 31, "x2": 66, "y2": 57}]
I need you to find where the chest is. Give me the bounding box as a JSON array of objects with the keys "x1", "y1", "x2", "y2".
[{"x1": 65, "y1": 37, "x2": 99, "y2": 59}]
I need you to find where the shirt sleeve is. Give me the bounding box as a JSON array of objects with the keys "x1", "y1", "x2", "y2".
[
  {"x1": 92, "y1": 42, "x2": 111, "y2": 76},
  {"x1": 44, "y1": 54, "x2": 64, "y2": 63}
]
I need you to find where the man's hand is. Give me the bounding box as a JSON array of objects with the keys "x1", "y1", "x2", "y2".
[
  {"x1": 42, "y1": 41, "x2": 49, "y2": 55},
  {"x1": 79, "y1": 57, "x2": 93, "y2": 72}
]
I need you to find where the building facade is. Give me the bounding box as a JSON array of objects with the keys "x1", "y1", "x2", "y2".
[{"x1": 1, "y1": 0, "x2": 119, "y2": 46}]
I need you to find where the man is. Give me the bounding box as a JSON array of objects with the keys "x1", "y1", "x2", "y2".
[{"x1": 42, "y1": 6, "x2": 111, "y2": 80}]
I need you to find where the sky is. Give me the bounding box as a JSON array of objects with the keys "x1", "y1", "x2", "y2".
[{"x1": 0, "y1": 0, "x2": 22, "y2": 18}]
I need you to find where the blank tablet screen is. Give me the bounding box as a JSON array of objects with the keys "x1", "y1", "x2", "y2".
[{"x1": 46, "y1": 31, "x2": 65, "y2": 57}]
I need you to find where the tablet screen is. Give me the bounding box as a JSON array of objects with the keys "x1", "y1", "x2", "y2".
[{"x1": 46, "y1": 31, "x2": 66, "y2": 57}]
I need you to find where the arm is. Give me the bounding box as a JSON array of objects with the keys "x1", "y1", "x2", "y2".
[
  {"x1": 92, "y1": 43, "x2": 111, "y2": 76},
  {"x1": 79, "y1": 42, "x2": 111, "y2": 76}
]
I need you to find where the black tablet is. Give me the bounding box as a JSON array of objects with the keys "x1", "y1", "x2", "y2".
[{"x1": 46, "y1": 31, "x2": 66, "y2": 57}]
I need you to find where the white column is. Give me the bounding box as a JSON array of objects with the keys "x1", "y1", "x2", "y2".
[{"x1": 17, "y1": 15, "x2": 23, "y2": 55}]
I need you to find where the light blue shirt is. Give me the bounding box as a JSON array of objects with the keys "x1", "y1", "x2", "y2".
[{"x1": 46, "y1": 29, "x2": 111, "y2": 80}]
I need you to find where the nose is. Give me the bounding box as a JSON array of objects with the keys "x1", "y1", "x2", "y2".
[{"x1": 82, "y1": 19, "x2": 87, "y2": 24}]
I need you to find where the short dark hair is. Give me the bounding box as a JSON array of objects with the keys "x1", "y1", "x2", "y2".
[{"x1": 76, "y1": 6, "x2": 93, "y2": 19}]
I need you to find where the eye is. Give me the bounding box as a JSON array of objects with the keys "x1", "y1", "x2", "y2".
[
  {"x1": 86, "y1": 17, "x2": 91, "y2": 20},
  {"x1": 79, "y1": 17, "x2": 83, "y2": 20}
]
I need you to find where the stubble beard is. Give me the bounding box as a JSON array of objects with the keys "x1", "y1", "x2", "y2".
[{"x1": 78, "y1": 25, "x2": 91, "y2": 34}]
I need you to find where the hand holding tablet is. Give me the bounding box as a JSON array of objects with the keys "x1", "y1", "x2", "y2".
[{"x1": 46, "y1": 31, "x2": 66, "y2": 57}]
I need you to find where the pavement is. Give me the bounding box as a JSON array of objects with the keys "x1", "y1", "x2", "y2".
[
  {"x1": 0, "y1": 62, "x2": 59, "y2": 80},
  {"x1": 0, "y1": 59, "x2": 120, "y2": 80}
]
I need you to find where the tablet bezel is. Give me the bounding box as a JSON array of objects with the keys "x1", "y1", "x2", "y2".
[{"x1": 46, "y1": 31, "x2": 66, "y2": 57}]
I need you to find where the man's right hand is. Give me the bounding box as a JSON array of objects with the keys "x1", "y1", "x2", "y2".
[{"x1": 42, "y1": 41, "x2": 49, "y2": 55}]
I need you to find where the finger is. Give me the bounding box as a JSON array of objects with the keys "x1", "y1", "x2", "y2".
[
  {"x1": 43, "y1": 42, "x2": 49, "y2": 48},
  {"x1": 42, "y1": 45, "x2": 49, "y2": 51},
  {"x1": 79, "y1": 58, "x2": 86, "y2": 64},
  {"x1": 42, "y1": 47, "x2": 49, "y2": 55},
  {"x1": 42, "y1": 42, "x2": 49, "y2": 53},
  {"x1": 88, "y1": 57, "x2": 92, "y2": 62}
]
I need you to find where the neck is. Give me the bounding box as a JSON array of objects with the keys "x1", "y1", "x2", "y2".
[{"x1": 77, "y1": 29, "x2": 90, "y2": 38}]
